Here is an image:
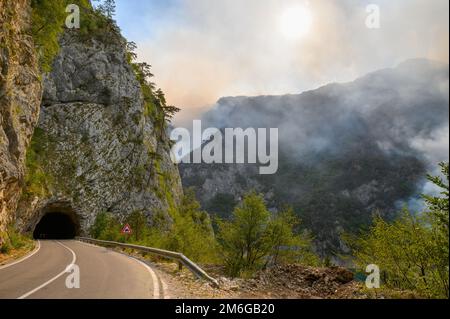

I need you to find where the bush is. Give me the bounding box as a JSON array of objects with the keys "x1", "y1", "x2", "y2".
[
  {"x1": 23, "y1": 127, "x2": 53, "y2": 198},
  {"x1": 89, "y1": 190, "x2": 219, "y2": 264},
  {"x1": 0, "y1": 227, "x2": 33, "y2": 255},
  {"x1": 89, "y1": 211, "x2": 123, "y2": 242},
  {"x1": 0, "y1": 241, "x2": 11, "y2": 254}
]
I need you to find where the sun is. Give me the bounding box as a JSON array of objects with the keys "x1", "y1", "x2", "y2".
[{"x1": 279, "y1": 5, "x2": 313, "y2": 40}]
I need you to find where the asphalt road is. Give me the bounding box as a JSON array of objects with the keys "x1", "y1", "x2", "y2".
[{"x1": 0, "y1": 240, "x2": 161, "y2": 299}]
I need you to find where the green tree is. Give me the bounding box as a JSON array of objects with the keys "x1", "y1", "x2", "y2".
[
  {"x1": 266, "y1": 206, "x2": 319, "y2": 266},
  {"x1": 348, "y1": 163, "x2": 449, "y2": 298},
  {"x1": 125, "y1": 210, "x2": 147, "y2": 242},
  {"x1": 217, "y1": 192, "x2": 271, "y2": 276},
  {"x1": 96, "y1": 0, "x2": 116, "y2": 19},
  {"x1": 422, "y1": 162, "x2": 449, "y2": 297},
  {"x1": 218, "y1": 192, "x2": 319, "y2": 277},
  {"x1": 155, "y1": 89, "x2": 180, "y2": 123},
  {"x1": 423, "y1": 162, "x2": 449, "y2": 257},
  {"x1": 126, "y1": 45, "x2": 179, "y2": 130}
]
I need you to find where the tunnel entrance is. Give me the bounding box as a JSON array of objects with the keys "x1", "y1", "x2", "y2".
[{"x1": 33, "y1": 212, "x2": 79, "y2": 239}]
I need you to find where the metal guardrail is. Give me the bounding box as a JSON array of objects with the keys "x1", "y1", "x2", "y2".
[{"x1": 76, "y1": 237, "x2": 219, "y2": 287}]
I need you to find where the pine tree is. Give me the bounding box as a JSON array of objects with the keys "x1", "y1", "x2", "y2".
[{"x1": 97, "y1": 0, "x2": 116, "y2": 19}]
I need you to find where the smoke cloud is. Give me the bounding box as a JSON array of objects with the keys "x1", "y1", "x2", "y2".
[{"x1": 126, "y1": 0, "x2": 449, "y2": 126}]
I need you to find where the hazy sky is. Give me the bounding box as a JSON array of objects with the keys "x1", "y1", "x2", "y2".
[{"x1": 114, "y1": 0, "x2": 449, "y2": 126}]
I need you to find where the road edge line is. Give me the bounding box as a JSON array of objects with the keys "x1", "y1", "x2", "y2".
[
  {"x1": 76, "y1": 240, "x2": 161, "y2": 299},
  {"x1": 128, "y1": 256, "x2": 161, "y2": 299},
  {"x1": 0, "y1": 240, "x2": 41, "y2": 270},
  {"x1": 17, "y1": 241, "x2": 77, "y2": 299}
]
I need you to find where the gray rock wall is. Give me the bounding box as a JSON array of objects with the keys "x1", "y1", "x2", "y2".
[
  {"x1": 0, "y1": 0, "x2": 42, "y2": 235},
  {"x1": 16, "y1": 30, "x2": 182, "y2": 234}
]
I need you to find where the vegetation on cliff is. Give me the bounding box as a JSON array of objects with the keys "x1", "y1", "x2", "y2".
[
  {"x1": 30, "y1": 0, "x2": 121, "y2": 72},
  {"x1": 30, "y1": 0, "x2": 65, "y2": 72},
  {"x1": 89, "y1": 189, "x2": 218, "y2": 264},
  {"x1": 0, "y1": 227, "x2": 34, "y2": 263},
  {"x1": 126, "y1": 41, "x2": 180, "y2": 140},
  {"x1": 22, "y1": 128, "x2": 53, "y2": 198}
]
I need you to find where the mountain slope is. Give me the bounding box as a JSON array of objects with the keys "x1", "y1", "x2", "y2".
[{"x1": 180, "y1": 59, "x2": 449, "y2": 257}]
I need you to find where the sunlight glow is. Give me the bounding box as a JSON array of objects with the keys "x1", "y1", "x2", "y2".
[{"x1": 279, "y1": 5, "x2": 313, "y2": 40}]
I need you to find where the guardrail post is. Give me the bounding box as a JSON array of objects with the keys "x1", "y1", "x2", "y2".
[{"x1": 178, "y1": 261, "x2": 183, "y2": 271}]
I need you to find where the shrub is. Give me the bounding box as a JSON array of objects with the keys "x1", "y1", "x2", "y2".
[
  {"x1": 348, "y1": 163, "x2": 449, "y2": 298},
  {"x1": 155, "y1": 189, "x2": 219, "y2": 264},
  {"x1": 0, "y1": 227, "x2": 33, "y2": 254},
  {"x1": 89, "y1": 211, "x2": 123, "y2": 242},
  {"x1": 89, "y1": 190, "x2": 219, "y2": 264}
]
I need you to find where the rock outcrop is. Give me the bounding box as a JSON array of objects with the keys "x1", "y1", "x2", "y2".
[
  {"x1": 0, "y1": 0, "x2": 42, "y2": 235},
  {"x1": 15, "y1": 28, "x2": 182, "y2": 234}
]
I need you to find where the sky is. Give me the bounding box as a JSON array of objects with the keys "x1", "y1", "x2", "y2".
[{"x1": 113, "y1": 0, "x2": 449, "y2": 126}]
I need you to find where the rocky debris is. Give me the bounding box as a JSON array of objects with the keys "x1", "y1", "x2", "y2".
[
  {"x1": 237, "y1": 264, "x2": 361, "y2": 299},
  {"x1": 151, "y1": 262, "x2": 365, "y2": 299},
  {"x1": 0, "y1": 0, "x2": 42, "y2": 235},
  {"x1": 15, "y1": 28, "x2": 182, "y2": 233}
]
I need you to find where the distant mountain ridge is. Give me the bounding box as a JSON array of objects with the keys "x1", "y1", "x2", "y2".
[{"x1": 180, "y1": 59, "x2": 449, "y2": 258}]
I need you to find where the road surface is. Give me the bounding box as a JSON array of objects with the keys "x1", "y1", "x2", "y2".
[{"x1": 0, "y1": 240, "x2": 161, "y2": 299}]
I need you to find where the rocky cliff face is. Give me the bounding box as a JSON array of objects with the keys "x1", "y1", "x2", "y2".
[
  {"x1": 0, "y1": 0, "x2": 42, "y2": 235},
  {"x1": 15, "y1": 29, "x2": 182, "y2": 234}
]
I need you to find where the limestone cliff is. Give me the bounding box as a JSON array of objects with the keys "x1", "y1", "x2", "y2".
[
  {"x1": 0, "y1": 0, "x2": 42, "y2": 235},
  {"x1": 15, "y1": 28, "x2": 182, "y2": 234}
]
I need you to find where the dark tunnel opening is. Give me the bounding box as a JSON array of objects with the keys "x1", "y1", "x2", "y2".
[{"x1": 33, "y1": 212, "x2": 79, "y2": 239}]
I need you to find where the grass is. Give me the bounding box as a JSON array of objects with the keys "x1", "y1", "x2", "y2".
[{"x1": 0, "y1": 227, "x2": 35, "y2": 265}]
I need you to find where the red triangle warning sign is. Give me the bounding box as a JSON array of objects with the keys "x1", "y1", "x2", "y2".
[{"x1": 121, "y1": 223, "x2": 132, "y2": 234}]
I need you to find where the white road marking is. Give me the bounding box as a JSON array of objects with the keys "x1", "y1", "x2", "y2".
[
  {"x1": 17, "y1": 241, "x2": 77, "y2": 299},
  {"x1": 76, "y1": 240, "x2": 162, "y2": 299},
  {"x1": 0, "y1": 240, "x2": 41, "y2": 270},
  {"x1": 128, "y1": 256, "x2": 161, "y2": 299},
  {"x1": 160, "y1": 276, "x2": 170, "y2": 299}
]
